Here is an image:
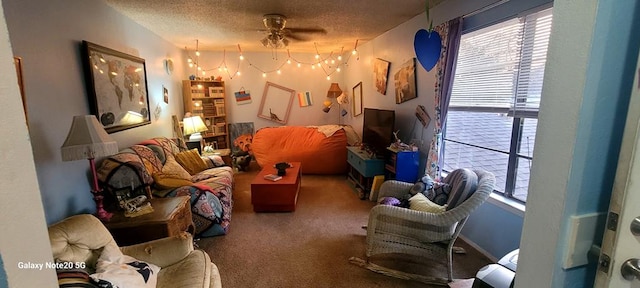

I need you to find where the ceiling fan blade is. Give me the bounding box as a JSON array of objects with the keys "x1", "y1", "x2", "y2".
[
  {"x1": 284, "y1": 27, "x2": 327, "y2": 34},
  {"x1": 286, "y1": 34, "x2": 308, "y2": 41}
]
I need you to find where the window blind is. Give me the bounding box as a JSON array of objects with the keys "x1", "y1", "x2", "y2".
[{"x1": 449, "y1": 8, "x2": 553, "y2": 118}]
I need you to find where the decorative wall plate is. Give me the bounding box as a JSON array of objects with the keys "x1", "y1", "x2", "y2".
[{"x1": 164, "y1": 59, "x2": 174, "y2": 75}]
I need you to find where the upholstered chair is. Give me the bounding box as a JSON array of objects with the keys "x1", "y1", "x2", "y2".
[
  {"x1": 351, "y1": 169, "x2": 495, "y2": 285},
  {"x1": 48, "y1": 214, "x2": 222, "y2": 288}
]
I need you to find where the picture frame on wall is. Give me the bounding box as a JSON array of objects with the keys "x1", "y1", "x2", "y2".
[
  {"x1": 394, "y1": 58, "x2": 418, "y2": 104},
  {"x1": 81, "y1": 40, "x2": 151, "y2": 133},
  {"x1": 373, "y1": 58, "x2": 390, "y2": 95},
  {"x1": 352, "y1": 81, "x2": 363, "y2": 116},
  {"x1": 257, "y1": 81, "x2": 295, "y2": 125}
]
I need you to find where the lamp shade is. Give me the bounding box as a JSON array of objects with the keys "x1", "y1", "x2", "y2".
[
  {"x1": 61, "y1": 115, "x2": 119, "y2": 161},
  {"x1": 327, "y1": 83, "x2": 342, "y2": 98},
  {"x1": 183, "y1": 115, "x2": 208, "y2": 135}
]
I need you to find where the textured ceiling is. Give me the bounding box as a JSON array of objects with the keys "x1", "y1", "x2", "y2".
[{"x1": 104, "y1": 0, "x2": 446, "y2": 53}]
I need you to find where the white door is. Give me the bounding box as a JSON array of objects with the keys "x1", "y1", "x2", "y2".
[{"x1": 594, "y1": 48, "x2": 640, "y2": 287}]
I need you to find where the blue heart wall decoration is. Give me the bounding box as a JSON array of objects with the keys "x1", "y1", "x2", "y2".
[{"x1": 414, "y1": 29, "x2": 442, "y2": 72}]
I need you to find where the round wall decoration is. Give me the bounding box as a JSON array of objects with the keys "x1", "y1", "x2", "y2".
[{"x1": 164, "y1": 59, "x2": 174, "y2": 75}]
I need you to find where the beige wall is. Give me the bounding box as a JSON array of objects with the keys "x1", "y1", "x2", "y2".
[{"x1": 0, "y1": 0, "x2": 57, "y2": 286}]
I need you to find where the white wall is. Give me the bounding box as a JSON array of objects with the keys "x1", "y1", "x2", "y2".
[
  {"x1": 0, "y1": 1, "x2": 57, "y2": 286},
  {"x1": 518, "y1": 0, "x2": 640, "y2": 286},
  {"x1": 3, "y1": 0, "x2": 187, "y2": 224},
  {"x1": 191, "y1": 51, "x2": 352, "y2": 130},
  {"x1": 517, "y1": 0, "x2": 597, "y2": 285}
]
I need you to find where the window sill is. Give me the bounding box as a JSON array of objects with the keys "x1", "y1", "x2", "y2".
[{"x1": 487, "y1": 193, "x2": 526, "y2": 217}]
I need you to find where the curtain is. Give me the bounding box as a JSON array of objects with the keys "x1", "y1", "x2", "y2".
[{"x1": 426, "y1": 17, "x2": 463, "y2": 180}]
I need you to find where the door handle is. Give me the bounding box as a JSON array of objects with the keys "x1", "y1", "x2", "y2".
[
  {"x1": 621, "y1": 259, "x2": 640, "y2": 281},
  {"x1": 631, "y1": 217, "x2": 640, "y2": 236}
]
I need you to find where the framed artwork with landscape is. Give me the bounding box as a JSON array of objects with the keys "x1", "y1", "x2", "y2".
[{"x1": 81, "y1": 41, "x2": 151, "y2": 133}]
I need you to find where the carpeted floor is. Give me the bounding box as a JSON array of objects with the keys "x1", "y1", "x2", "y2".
[{"x1": 198, "y1": 162, "x2": 492, "y2": 287}]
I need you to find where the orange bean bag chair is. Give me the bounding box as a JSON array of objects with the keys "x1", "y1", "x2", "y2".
[{"x1": 251, "y1": 126, "x2": 348, "y2": 174}]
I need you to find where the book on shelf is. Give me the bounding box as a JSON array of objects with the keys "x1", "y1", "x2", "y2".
[{"x1": 264, "y1": 174, "x2": 282, "y2": 181}]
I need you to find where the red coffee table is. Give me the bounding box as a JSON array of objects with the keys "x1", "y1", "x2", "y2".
[{"x1": 251, "y1": 162, "x2": 301, "y2": 212}]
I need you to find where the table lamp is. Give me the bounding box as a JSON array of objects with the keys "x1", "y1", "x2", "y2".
[
  {"x1": 183, "y1": 115, "x2": 208, "y2": 142},
  {"x1": 61, "y1": 115, "x2": 119, "y2": 221}
]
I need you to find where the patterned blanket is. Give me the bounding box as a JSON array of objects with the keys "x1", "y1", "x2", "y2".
[{"x1": 97, "y1": 137, "x2": 234, "y2": 237}]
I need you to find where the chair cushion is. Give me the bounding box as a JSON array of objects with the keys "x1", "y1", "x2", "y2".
[
  {"x1": 444, "y1": 168, "x2": 478, "y2": 209},
  {"x1": 409, "y1": 193, "x2": 447, "y2": 213},
  {"x1": 48, "y1": 214, "x2": 120, "y2": 269},
  {"x1": 157, "y1": 250, "x2": 212, "y2": 288}
]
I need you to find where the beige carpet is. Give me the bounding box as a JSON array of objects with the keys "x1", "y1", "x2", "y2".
[{"x1": 198, "y1": 162, "x2": 491, "y2": 287}]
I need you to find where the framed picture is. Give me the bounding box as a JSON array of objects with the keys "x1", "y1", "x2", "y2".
[
  {"x1": 394, "y1": 58, "x2": 418, "y2": 104},
  {"x1": 373, "y1": 58, "x2": 390, "y2": 95},
  {"x1": 81, "y1": 41, "x2": 151, "y2": 133},
  {"x1": 257, "y1": 81, "x2": 295, "y2": 125},
  {"x1": 352, "y1": 82, "x2": 363, "y2": 116}
]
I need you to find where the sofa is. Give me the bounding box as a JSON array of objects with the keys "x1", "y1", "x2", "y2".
[
  {"x1": 49, "y1": 214, "x2": 221, "y2": 288},
  {"x1": 97, "y1": 137, "x2": 233, "y2": 237},
  {"x1": 251, "y1": 125, "x2": 360, "y2": 174}
]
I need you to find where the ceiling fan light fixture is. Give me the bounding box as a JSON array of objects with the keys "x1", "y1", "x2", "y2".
[{"x1": 261, "y1": 32, "x2": 288, "y2": 49}]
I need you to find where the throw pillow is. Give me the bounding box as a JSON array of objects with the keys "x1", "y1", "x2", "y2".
[
  {"x1": 91, "y1": 246, "x2": 160, "y2": 288},
  {"x1": 56, "y1": 265, "x2": 98, "y2": 288},
  {"x1": 444, "y1": 168, "x2": 478, "y2": 209},
  {"x1": 152, "y1": 172, "x2": 194, "y2": 190},
  {"x1": 409, "y1": 175, "x2": 435, "y2": 196},
  {"x1": 378, "y1": 196, "x2": 402, "y2": 206},
  {"x1": 409, "y1": 193, "x2": 447, "y2": 213},
  {"x1": 161, "y1": 156, "x2": 192, "y2": 180},
  {"x1": 426, "y1": 182, "x2": 451, "y2": 206},
  {"x1": 175, "y1": 149, "x2": 208, "y2": 175}
]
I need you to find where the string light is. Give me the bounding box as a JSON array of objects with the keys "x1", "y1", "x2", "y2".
[{"x1": 184, "y1": 40, "x2": 359, "y2": 80}]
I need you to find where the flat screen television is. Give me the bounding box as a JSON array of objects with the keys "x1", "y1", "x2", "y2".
[{"x1": 362, "y1": 108, "x2": 395, "y2": 158}]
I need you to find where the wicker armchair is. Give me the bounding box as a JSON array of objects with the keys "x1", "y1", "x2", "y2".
[{"x1": 350, "y1": 169, "x2": 495, "y2": 285}]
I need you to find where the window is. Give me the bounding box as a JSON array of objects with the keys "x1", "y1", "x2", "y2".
[{"x1": 443, "y1": 8, "x2": 553, "y2": 202}]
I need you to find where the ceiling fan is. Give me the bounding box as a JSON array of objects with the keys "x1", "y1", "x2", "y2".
[{"x1": 260, "y1": 14, "x2": 327, "y2": 49}]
